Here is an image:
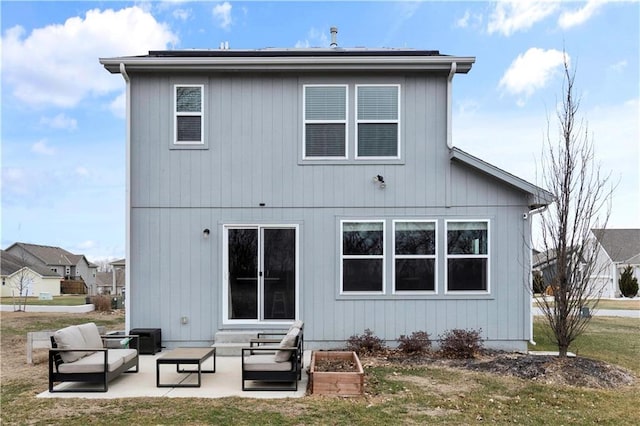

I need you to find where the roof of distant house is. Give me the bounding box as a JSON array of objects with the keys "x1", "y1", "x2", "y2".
[
  {"x1": 0, "y1": 250, "x2": 61, "y2": 278},
  {"x1": 592, "y1": 229, "x2": 640, "y2": 263},
  {"x1": 5, "y1": 242, "x2": 96, "y2": 268}
]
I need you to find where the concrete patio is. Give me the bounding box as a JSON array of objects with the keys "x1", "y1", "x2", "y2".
[{"x1": 39, "y1": 350, "x2": 311, "y2": 399}]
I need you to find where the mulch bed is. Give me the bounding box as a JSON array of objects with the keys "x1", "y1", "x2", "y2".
[{"x1": 314, "y1": 358, "x2": 359, "y2": 372}]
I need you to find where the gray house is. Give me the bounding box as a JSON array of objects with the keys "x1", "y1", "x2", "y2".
[{"x1": 100, "y1": 45, "x2": 551, "y2": 351}]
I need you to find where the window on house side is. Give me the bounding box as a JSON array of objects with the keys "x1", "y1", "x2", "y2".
[
  {"x1": 303, "y1": 85, "x2": 347, "y2": 158},
  {"x1": 446, "y1": 220, "x2": 489, "y2": 292},
  {"x1": 356, "y1": 85, "x2": 400, "y2": 158},
  {"x1": 175, "y1": 85, "x2": 203, "y2": 144},
  {"x1": 394, "y1": 221, "x2": 436, "y2": 292},
  {"x1": 341, "y1": 221, "x2": 384, "y2": 293}
]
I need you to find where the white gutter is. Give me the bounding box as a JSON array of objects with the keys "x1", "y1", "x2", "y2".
[
  {"x1": 120, "y1": 63, "x2": 131, "y2": 334},
  {"x1": 527, "y1": 203, "x2": 549, "y2": 345},
  {"x1": 446, "y1": 61, "x2": 457, "y2": 149}
]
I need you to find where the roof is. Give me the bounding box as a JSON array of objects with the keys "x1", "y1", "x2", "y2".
[
  {"x1": 110, "y1": 258, "x2": 126, "y2": 267},
  {"x1": 449, "y1": 147, "x2": 554, "y2": 209},
  {"x1": 0, "y1": 250, "x2": 61, "y2": 278},
  {"x1": 100, "y1": 48, "x2": 475, "y2": 74},
  {"x1": 96, "y1": 270, "x2": 125, "y2": 287},
  {"x1": 592, "y1": 229, "x2": 640, "y2": 263},
  {"x1": 6, "y1": 242, "x2": 82, "y2": 267}
]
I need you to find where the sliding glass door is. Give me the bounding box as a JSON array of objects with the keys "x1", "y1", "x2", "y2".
[{"x1": 225, "y1": 226, "x2": 297, "y2": 322}]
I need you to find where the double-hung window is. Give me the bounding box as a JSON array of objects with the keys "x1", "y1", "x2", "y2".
[
  {"x1": 356, "y1": 85, "x2": 400, "y2": 158},
  {"x1": 446, "y1": 220, "x2": 489, "y2": 292},
  {"x1": 341, "y1": 220, "x2": 384, "y2": 293},
  {"x1": 303, "y1": 85, "x2": 347, "y2": 158},
  {"x1": 174, "y1": 84, "x2": 203, "y2": 145},
  {"x1": 393, "y1": 220, "x2": 437, "y2": 293}
]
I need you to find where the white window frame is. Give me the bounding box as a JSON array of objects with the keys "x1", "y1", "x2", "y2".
[
  {"x1": 444, "y1": 219, "x2": 490, "y2": 294},
  {"x1": 303, "y1": 84, "x2": 348, "y2": 159},
  {"x1": 340, "y1": 220, "x2": 385, "y2": 295},
  {"x1": 392, "y1": 220, "x2": 437, "y2": 294},
  {"x1": 355, "y1": 84, "x2": 401, "y2": 160},
  {"x1": 174, "y1": 84, "x2": 204, "y2": 145}
]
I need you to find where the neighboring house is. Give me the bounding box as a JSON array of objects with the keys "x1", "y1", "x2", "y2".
[
  {"x1": 589, "y1": 229, "x2": 640, "y2": 298},
  {"x1": 1, "y1": 250, "x2": 62, "y2": 297},
  {"x1": 5, "y1": 243, "x2": 98, "y2": 295},
  {"x1": 96, "y1": 265, "x2": 125, "y2": 296},
  {"x1": 100, "y1": 42, "x2": 552, "y2": 351}
]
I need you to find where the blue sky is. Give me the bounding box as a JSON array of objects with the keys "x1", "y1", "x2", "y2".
[{"x1": 1, "y1": 0, "x2": 638, "y2": 262}]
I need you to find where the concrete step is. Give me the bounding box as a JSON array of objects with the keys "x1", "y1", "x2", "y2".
[
  {"x1": 212, "y1": 342, "x2": 246, "y2": 356},
  {"x1": 214, "y1": 330, "x2": 259, "y2": 344}
]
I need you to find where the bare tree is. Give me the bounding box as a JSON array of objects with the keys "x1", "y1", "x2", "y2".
[
  {"x1": 537, "y1": 56, "x2": 614, "y2": 357},
  {"x1": 10, "y1": 251, "x2": 35, "y2": 312}
]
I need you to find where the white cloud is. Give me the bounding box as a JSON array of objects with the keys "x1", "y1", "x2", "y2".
[
  {"x1": 295, "y1": 27, "x2": 329, "y2": 49},
  {"x1": 173, "y1": 8, "x2": 191, "y2": 22},
  {"x1": 213, "y1": 2, "x2": 232, "y2": 30},
  {"x1": 77, "y1": 240, "x2": 97, "y2": 250},
  {"x1": 558, "y1": 0, "x2": 607, "y2": 29},
  {"x1": 75, "y1": 166, "x2": 90, "y2": 177},
  {"x1": 455, "y1": 10, "x2": 471, "y2": 28},
  {"x1": 39, "y1": 113, "x2": 78, "y2": 130},
  {"x1": 109, "y1": 91, "x2": 126, "y2": 119},
  {"x1": 609, "y1": 60, "x2": 627, "y2": 73},
  {"x1": 1, "y1": 7, "x2": 178, "y2": 108},
  {"x1": 499, "y1": 48, "x2": 567, "y2": 105},
  {"x1": 31, "y1": 139, "x2": 56, "y2": 156},
  {"x1": 488, "y1": 0, "x2": 558, "y2": 36}
]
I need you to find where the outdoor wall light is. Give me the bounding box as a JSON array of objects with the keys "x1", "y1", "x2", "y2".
[
  {"x1": 373, "y1": 175, "x2": 386, "y2": 189},
  {"x1": 203, "y1": 228, "x2": 210, "y2": 238},
  {"x1": 181, "y1": 316, "x2": 189, "y2": 325}
]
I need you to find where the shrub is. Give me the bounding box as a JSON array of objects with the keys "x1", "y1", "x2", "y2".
[
  {"x1": 397, "y1": 331, "x2": 432, "y2": 354},
  {"x1": 346, "y1": 328, "x2": 387, "y2": 355},
  {"x1": 91, "y1": 295, "x2": 112, "y2": 312},
  {"x1": 619, "y1": 265, "x2": 639, "y2": 298},
  {"x1": 532, "y1": 270, "x2": 546, "y2": 294},
  {"x1": 438, "y1": 328, "x2": 483, "y2": 359}
]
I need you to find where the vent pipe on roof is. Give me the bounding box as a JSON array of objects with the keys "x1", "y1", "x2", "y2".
[{"x1": 330, "y1": 27, "x2": 338, "y2": 47}]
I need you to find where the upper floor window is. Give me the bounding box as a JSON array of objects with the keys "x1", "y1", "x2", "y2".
[
  {"x1": 393, "y1": 220, "x2": 436, "y2": 293},
  {"x1": 303, "y1": 85, "x2": 347, "y2": 158},
  {"x1": 356, "y1": 85, "x2": 400, "y2": 158},
  {"x1": 175, "y1": 85, "x2": 203, "y2": 145},
  {"x1": 446, "y1": 220, "x2": 489, "y2": 293},
  {"x1": 341, "y1": 220, "x2": 384, "y2": 293}
]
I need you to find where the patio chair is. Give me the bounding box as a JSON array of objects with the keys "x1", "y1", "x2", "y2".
[{"x1": 241, "y1": 326, "x2": 303, "y2": 391}]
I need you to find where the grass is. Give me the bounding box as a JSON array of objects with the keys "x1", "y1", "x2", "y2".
[
  {"x1": 533, "y1": 297, "x2": 640, "y2": 310},
  {"x1": 1, "y1": 295, "x2": 90, "y2": 306},
  {"x1": 1, "y1": 311, "x2": 639, "y2": 425},
  {"x1": 530, "y1": 316, "x2": 640, "y2": 374}
]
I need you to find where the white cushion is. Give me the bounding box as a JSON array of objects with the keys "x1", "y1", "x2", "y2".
[
  {"x1": 244, "y1": 354, "x2": 293, "y2": 371},
  {"x1": 290, "y1": 320, "x2": 304, "y2": 331},
  {"x1": 54, "y1": 326, "x2": 89, "y2": 363},
  {"x1": 57, "y1": 351, "x2": 124, "y2": 374},
  {"x1": 77, "y1": 323, "x2": 104, "y2": 349},
  {"x1": 108, "y1": 349, "x2": 138, "y2": 364},
  {"x1": 275, "y1": 328, "x2": 298, "y2": 362}
]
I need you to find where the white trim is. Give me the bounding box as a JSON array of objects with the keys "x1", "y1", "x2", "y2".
[
  {"x1": 355, "y1": 84, "x2": 401, "y2": 160},
  {"x1": 392, "y1": 219, "x2": 438, "y2": 295},
  {"x1": 444, "y1": 219, "x2": 491, "y2": 295},
  {"x1": 174, "y1": 84, "x2": 204, "y2": 145},
  {"x1": 302, "y1": 84, "x2": 348, "y2": 159},
  {"x1": 221, "y1": 224, "x2": 300, "y2": 326},
  {"x1": 340, "y1": 219, "x2": 386, "y2": 295}
]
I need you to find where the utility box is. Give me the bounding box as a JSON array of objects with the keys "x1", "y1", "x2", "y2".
[{"x1": 129, "y1": 328, "x2": 162, "y2": 354}]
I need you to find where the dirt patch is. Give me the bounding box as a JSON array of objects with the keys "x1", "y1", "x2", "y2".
[
  {"x1": 314, "y1": 358, "x2": 358, "y2": 372},
  {"x1": 362, "y1": 350, "x2": 636, "y2": 389}
]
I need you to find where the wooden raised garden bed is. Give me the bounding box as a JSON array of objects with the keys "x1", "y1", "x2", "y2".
[{"x1": 309, "y1": 351, "x2": 364, "y2": 396}]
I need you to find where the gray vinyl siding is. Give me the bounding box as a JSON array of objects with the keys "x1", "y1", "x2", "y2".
[{"x1": 128, "y1": 71, "x2": 533, "y2": 350}]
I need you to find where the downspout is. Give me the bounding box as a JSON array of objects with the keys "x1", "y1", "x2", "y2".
[
  {"x1": 527, "y1": 204, "x2": 549, "y2": 346},
  {"x1": 445, "y1": 62, "x2": 457, "y2": 208},
  {"x1": 120, "y1": 63, "x2": 131, "y2": 334}
]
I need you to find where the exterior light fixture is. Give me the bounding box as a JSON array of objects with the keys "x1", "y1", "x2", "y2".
[
  {"x1": 203, "y1": 228, "x2": 210, "y2": 238},
  {"x1": 373, "y1": 175, "x2": 386, "y2": 189}
]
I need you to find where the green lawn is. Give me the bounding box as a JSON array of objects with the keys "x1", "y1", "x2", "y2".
[
  {"x1": 1, "y1": 312, "x2": 638, "y2": 425},
  {"x1": 1, "y1": 295, "x2": 89, "y2": 306}
]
